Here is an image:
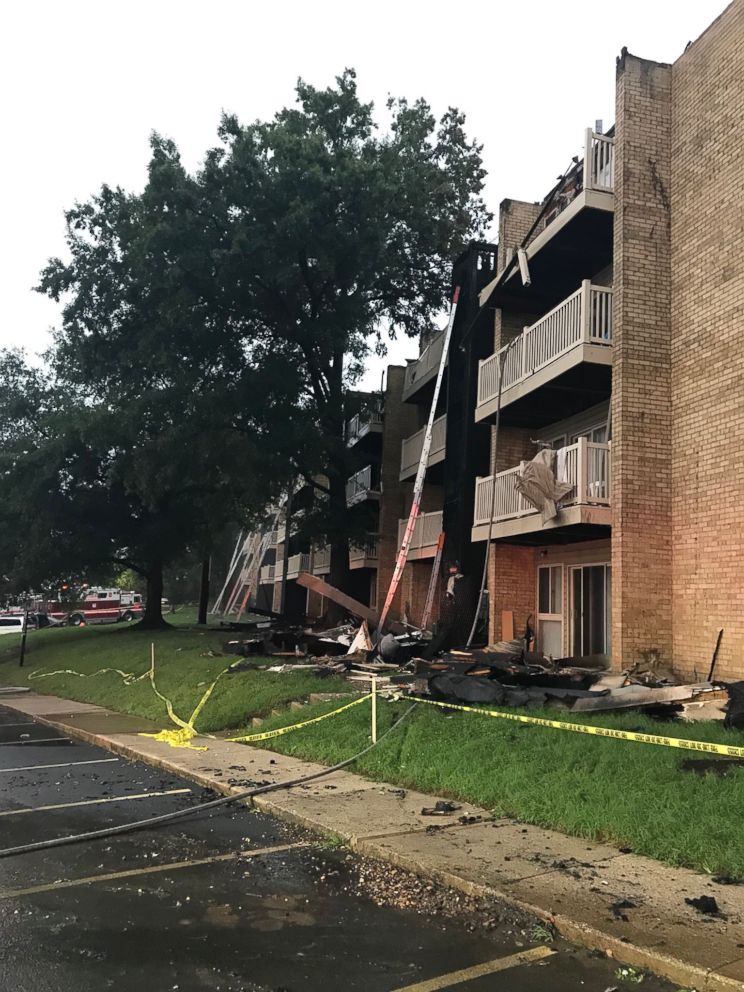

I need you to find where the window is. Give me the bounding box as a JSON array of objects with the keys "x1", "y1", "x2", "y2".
[
  {"x1": 537, "y1": 565, "x2": 563, "y2": 658},
  {"x1": 569, "y1": 423, "x2": 607, "y2": 444},
  {"x1": 538, "y1": 565, "x2": 562, "y2": 615}
]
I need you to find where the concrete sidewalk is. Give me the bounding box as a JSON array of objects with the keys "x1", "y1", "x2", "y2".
[{"x1": 2, "y1": 690, "x2": 743, "y2": 991}]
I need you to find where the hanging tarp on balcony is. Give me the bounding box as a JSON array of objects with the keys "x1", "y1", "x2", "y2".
[{"x1": 514, "y1": 448, "x2": 573, "y2": 524}]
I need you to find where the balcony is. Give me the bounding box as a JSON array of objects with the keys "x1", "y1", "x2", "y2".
[
  {"x1": 312, "y1": 546, "x2": 331, "y2": 575},
  {"x1": 268, "y1": 529, "x2": 279, "y2": 548},
  {"x1": 285, "y1": 553, "x2": 311, "y2": 580},
  {"x1": 259, "y1": 564, "x2": 275, "y2": 585},
  {"x1": 476, "y1": 282, "x2": 612, "y2": 427},
  {"x1": 402, "y1": 329, "x2": 447, "y2": 402},
  {"x1": 350, "y1": 536, "x2": 379, "y2": 570},
  {"x1": 346, "y1": 465, "x2": 380, "y2": 507},
  {"x1": 400, "y1": 414, "x2": 447, "y2": 481},
  {"x1": 346, "y1": 412, "x2": 382, "y2": 447},
  {"x1": 397, "y1": 510, "x2": 443, "y2": 561},
  {"x1": 472, "y1": 439, "x2": 611, "y2": 543},
  {"x1": 480, "y1": 130, "x2": 615, "y2": 312}
]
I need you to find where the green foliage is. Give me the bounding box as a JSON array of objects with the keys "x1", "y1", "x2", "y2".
[{"x1": 4, "y1": 70, "x2": 490, "y2": 616}]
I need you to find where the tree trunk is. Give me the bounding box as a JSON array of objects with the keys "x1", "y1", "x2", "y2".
[
  {"x1": 197, "y1": 557, "x2": 211, "y2": 625},
  {"x1": 327, "y1": 472, "x2": 351, "y2": 625},
  {"x1": 140, "y1": 560, "x2": 168, "y2": 628}
]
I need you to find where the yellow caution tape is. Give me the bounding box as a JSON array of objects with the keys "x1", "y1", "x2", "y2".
[
  {"x1": 226, "y1": 693, "x2": 372, "y2": 744},
  {"x1": 139, "y1": 658, "x2": 228, "y2": 751},
  {"x1": 407, "y1": 695, "x2": 744, "y2": 758}
]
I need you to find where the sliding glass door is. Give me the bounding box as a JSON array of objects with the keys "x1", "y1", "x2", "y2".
[{"x1": 571, "y1": 564, "x2": 611, "y2": 661}]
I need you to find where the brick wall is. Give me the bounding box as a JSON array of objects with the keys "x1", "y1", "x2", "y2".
[
  {"x1": 487, "y1": 544, "x2": 536, "y2": 644},
  {"x1": 669, "y1": 0, "x2": 744, "y2": 679},
  {"x1": 497, "y1": 198, "x2": 542, "y2": 272},
  {"x1": 611, "y1": 52, "x2": 674, "y2": 670}
]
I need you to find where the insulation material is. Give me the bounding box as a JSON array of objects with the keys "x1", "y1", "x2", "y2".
[{"x1": 515, "y1": 448, "x2": 573, "y2": 524}]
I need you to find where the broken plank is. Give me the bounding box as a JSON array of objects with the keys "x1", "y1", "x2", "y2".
[
  {"x1": 296, "y1": 573, "x2": 404, "y2": 633},
  {"x1": 570, "y1": 685, "x2": 704, "y2": 712}
]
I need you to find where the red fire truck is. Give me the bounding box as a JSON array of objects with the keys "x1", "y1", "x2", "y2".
[{"x1": 38, "y1": 588, "x2": 144, "y2": 626}]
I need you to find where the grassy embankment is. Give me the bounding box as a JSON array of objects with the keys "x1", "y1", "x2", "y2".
[
  {"x1": 3, "y1": 620, "x2": 744, "y2": 877},
  {"x1": 0, "y1": 618, "x2": 351, "y2": 733}
]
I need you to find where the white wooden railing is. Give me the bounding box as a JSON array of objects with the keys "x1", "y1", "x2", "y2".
[
  {"x1": 397, "y1": 510, "x2": 444, "y2": 554},
  {"x1": 346, "y1": 465, "x2": 377, "y2": 505},
  {"x1": 259, "y1": 564, "x2": 275, "y2": 584},
  {"x1": 473, "y1": 439, "x2": 611, "y2": 528},
  {"x1": 403, "y1": 329, "x2": 447, "y2": 397},
  {"x1": 477, "y1": 282, "x2": 612, "y2": 408},
  {"x1": 312, "y1": 546, "x2": 331, "y2": 574},
  {"x1": 400, "y1": 414, "x2": 447, "y2": 476},
  {"x1": 346, "y1": 411, "x2": 382, "y2": 446},
  {"x1": 286, "y1": 553, "x2": 311, "y2": 579},
  {"x1": 350, "y1": 536, "x2": 379, "y2": 564},
  {"x1": 584, "y1": 129, "x2": 615, "y2": 192}
]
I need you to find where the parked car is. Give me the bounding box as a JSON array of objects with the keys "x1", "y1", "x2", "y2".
[{"x1": 0, "y1": 615, "x2": 26, "y2": 636}]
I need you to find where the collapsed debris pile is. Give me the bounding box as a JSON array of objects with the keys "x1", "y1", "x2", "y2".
[{"x1": 219, "y1": 579, "x2": 736, "y2": 722}]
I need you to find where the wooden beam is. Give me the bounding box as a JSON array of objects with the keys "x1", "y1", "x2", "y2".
[{"x1": 296, "y1": 573, "x2": 405, "y2": 634}]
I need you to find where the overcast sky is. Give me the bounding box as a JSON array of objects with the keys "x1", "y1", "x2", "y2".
[{"x1": 0, "y1": 0, "x2": 727, "y2": 387}]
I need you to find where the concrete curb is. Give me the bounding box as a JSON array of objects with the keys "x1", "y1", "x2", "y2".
[{"x1": 3, "y1": 693, "x2": 743, "y2": 992}]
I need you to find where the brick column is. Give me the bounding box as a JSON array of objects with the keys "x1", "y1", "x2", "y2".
[{"x1": 611, "y1": 53, "x2": 673, "y2": 669}]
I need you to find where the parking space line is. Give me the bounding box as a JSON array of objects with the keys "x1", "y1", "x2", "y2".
[
  {"x1": 0, "y1": 738, "x2": 71, "y2": 746},
  {"x1": 0, "y1": 758, "x2": 119, "y2": 774},
  {"x1": 0, "y1": 788, "x2": 192, "y2": 818},
  {"x1": 0, "y1": 842, "x2": 308, "y2": 898},
  {"x1": 391, "y1": 946, "x2": 556, "y2": 991},
  {"x1": 0, "y1": 723, "x2": 37, "y2": 729}
]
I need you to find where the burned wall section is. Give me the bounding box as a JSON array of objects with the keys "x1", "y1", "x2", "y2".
[
  {"x1": 376, "y1": 365, "x2": 419, "y2": 624},
  {"x1": 611, "y1": 52, "x2": 673, "y2": 671},
  {"x1": 669, "y1": 0, "x2": 744, "y2": 680},
  {"x1": 442, "y1": 245, "x2": 497, "y2": 643}
]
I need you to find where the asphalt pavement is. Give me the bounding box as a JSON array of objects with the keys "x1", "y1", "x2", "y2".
[{"x1": 0, "y1": 705, "x2": 677, "y2": 992}]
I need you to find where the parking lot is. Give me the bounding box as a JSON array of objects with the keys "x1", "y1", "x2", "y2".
[{"x1": 0, "y1": 705, "x2": 676, "y2": 991}]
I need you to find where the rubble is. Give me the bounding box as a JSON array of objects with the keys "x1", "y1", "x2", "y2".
[{"x1": 220, "y1": 584, "x2": 735, "y2": 725}]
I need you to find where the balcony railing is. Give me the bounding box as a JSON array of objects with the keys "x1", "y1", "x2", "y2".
[
  {"x1": 477, "y1": 282, "x2": 612, "y2": 410},
  {"x1": 312, "y1": 546, "x2": 331, "y2": 574},
  {"x1": 346, "y1": 465, "x2": 379, "y2": 506},
  {"x1": 584, "y1": 129, "x2": 615, "y2": 192},
  {"x1": 286, "y1": 553, "x2": 311, "y2": 580},
  {"x1": 400, "y1": 414, "x2": 447, "y2": 478},
  {"x1": 350, "y1": 536, "x2": 379, "y2": 566},
  {"x1": 259, "y1": 564, "x2": 275, "y2": 585},
  {"x1": 402, "y1": 329, "x2": 447, "y2": 399},
  {"x1": 473, "y1": 439, "x2": 610, "y2": 528},
  {"x1": 346, "y1": 411, "x2": 382, "y2": 446},
  {"x1": 397, "y1": 510, "x2": 443, "y2": 557},
  {"x1": 267, "y1": 530, "x2": 278, "y2": 548}
]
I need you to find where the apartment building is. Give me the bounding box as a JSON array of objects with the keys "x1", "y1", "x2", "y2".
[
  {"x1": 258, "y1": 376, "x2": 417, "y2": 620},
  {"x1": 472, "y1": 1, "x2": 743, "y2": 679}
]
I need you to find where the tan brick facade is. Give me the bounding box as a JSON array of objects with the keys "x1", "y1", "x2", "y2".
[
  {"x1": 611, "y1": 53, "x2": 674, "y2": 670},
  {"x1": 497, "y1": 198, "x2": 542, "y2": 272},
  {"x1": 669, "y1": 0, "x2": 744, "y2": 679}
]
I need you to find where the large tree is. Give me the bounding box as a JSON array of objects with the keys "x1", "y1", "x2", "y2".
[
  {"x1": 152, "y1": 69, "x2": 491, "y2": 600},
  {"x1": 30, "y1": 69, "x2": 489, "y2": 622}
]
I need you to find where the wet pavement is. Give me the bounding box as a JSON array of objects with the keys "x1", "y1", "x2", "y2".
[{"x1": 0, "y1": 706, "x2": 678, "y2": 992}]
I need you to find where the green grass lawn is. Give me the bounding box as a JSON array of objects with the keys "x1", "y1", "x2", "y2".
[
  {"x1": 0, "y1": 619, "x2": 351, "y2": 733},
  {"x1": 4, "y1": 620, "x2": 744, "y2": 878},
  {"x1": 236, "y1": 694, "x2": 744, "y2": 879}
]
